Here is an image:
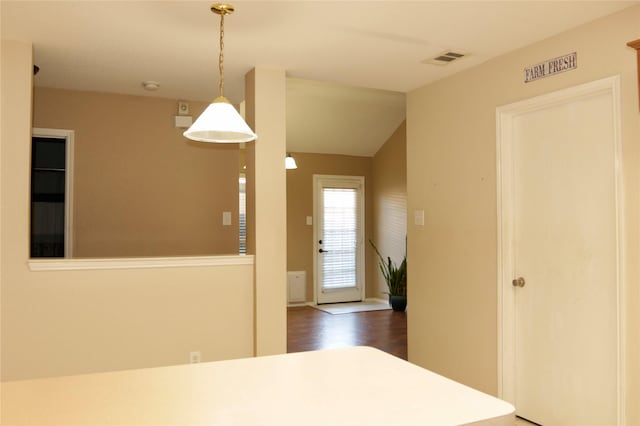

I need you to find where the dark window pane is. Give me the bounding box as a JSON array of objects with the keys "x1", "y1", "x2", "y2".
[
  {"x1": 31, "y1": 136, "x2": 66, "y2": 257},
  {"x1": 32, "y1": 137, "x2": 66, "y2": 170},
  {"x1": 32, "y1": 170, "x2": 65, "y2": 198},
  {"x1": 31, "y1": 201, "x2": 65, "y2": 257}
]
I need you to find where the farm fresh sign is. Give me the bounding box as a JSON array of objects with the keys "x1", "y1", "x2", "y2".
[{"x1": 525, "y1": 52, "x2": 577, "y2": 83}]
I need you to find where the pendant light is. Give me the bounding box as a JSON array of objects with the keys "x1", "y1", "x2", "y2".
[
  {"x1": 184, "y1": 3, "x2": 257, "y2": 143},
  {"x1": 285, "y1": 153, "x2": 298, "y2": 170}
]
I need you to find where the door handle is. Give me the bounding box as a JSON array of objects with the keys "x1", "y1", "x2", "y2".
[
  {"x1": 512, "y1": 277, "x2": 526, "y2": 287},
  {"x1": 319, "y1": 249, "x2": 329, "y2": 253}
]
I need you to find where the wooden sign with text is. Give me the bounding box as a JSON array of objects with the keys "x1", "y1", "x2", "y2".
[{"x1": 525, "y1": 52, "x2": 577, "y2": 83}]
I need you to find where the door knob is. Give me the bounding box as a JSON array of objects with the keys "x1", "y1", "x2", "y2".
[{"x1": 512, "y1": 277, "x2": 526, "y2": 287}]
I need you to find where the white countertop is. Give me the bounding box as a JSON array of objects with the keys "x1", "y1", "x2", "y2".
[{"x1": 1, "y1": 346, "x2": 514, "y2": 425}]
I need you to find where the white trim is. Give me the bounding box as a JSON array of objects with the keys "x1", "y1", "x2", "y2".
[
  {"x1": 313, "y1": 176, "x2": 319, "y2": 305},
  {"x1": 367, "y1": 297, "x2": 389, "y2": 305},
  {"x1": 611, "y1": 75, "x2": 626, "y2": 426},
  {"x1": 306, "y1": 298, "x2": 390, "y2": 308},
  {"x1": 496, "y1": 75, "x2": 625, "y2": 424},
  {"x1": 28, "y1": 255, "x2": 254, "y2": 271},
  {"x1": 286, "y1": 302, "x2": 314, "y2": 308},
  {"x1": 32, "y1": 128, "x2": 75, "y2": 258},
  {"x1": 288, "y1": 299, "x2": 389, "y2": 309}
]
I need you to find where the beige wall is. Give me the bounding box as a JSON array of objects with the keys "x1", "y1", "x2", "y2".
[
  {"x1": 1, "y1": 40, "x2": 255, "y2": 381},
  {"x1": 286, "y1": 153, "x2": 374, "y2": 301},
  {"x1": 33, "y1": 87, "x2": 240, "y2": 257},
  {"x1": 371, "y1": 122, "x2": 407, "y2": 299},
  {"x1": 406, "y1": 6, "x2": 640, "y2": 423}
]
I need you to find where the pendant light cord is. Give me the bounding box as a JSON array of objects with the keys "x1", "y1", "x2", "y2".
[{"x1": 218, "y1": 11, "x2": 225, "y2": 98}]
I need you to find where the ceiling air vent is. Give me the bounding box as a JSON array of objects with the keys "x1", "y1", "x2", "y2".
[{"x1": 423, "y1": 51, "x2": 466, "y2": 66}]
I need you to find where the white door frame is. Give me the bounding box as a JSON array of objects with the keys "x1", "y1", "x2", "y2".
[
  {"x1": 496, "y1": 76, "x2": 625, "y2": 422},
  {"x1": 32, "y1": 128, "x2": 75, "y2": 258},
  {"x1": 313, "y1": 174, "x2": 365, "y2": 304}
]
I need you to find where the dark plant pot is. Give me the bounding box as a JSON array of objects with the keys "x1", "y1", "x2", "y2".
[{"x1": 389, "y1": 295, "x2": 407, "y2": 312}]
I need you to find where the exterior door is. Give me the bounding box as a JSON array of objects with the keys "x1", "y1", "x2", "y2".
[
  {"x1": 497, "y1": 77, "x2": 622, "y2": 425},
  {"x1": 314, "y1": 175, "x2": 364, "y2": 304}
]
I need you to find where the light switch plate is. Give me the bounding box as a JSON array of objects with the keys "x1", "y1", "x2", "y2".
[
  {"x1": 306, "y1": 216, "x2": 313, "y2": 225},
  {"x1": 174, "y1": 115, "x2": 193, "y2": 128},
  {"x1": 222, "y1": 211, "x2": 232, "y2": 226},
  {"x1": 414, "y1": 210, "x2": 425, "y2": 226}
]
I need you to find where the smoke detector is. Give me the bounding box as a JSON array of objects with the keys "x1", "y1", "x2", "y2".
[
  {"x1": 422, "y1": 51, "x2": 467, "y2": 66},
  {"x1": 142, "y1": 80, "x2": 160, "y2": 91}
]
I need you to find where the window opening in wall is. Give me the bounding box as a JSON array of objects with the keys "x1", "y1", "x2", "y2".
[
  {"x1": 239, "y1": 174, "x2": 246, "y2": 254},
  {"x1": 30, "y1": 128, "x2": 74, "y2": 258}
]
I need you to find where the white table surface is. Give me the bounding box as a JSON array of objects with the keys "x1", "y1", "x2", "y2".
[{"x1": 1, "y1": 346, "x2": 514, "y2": 425}]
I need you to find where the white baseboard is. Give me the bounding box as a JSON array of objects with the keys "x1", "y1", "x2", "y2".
[
  {"x1": 287, "y1": 301, "x2": 315, "y2": 308},
  {"x1": 366, "y1": 297, "x2": 390, "y2": 305},
  {"x1": 289, "y1": 298, "x2": 389, "y2": 308}
]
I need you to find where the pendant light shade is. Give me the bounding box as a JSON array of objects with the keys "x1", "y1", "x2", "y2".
[
  {"x1": 285, "y1": 154, "x2": 298, "y2": 169},
  {"x1": 184, "y1": 3, "x2": 256, "y2": 143},
  {"x1": 184, "y1": 97, "x2": 256, "y2": 143}
]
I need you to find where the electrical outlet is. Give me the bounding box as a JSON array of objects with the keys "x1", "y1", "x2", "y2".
[{"x1": 189, "y1": 351, "x2": 201, "y2": 364}]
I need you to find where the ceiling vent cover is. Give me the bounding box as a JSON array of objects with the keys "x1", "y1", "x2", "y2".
[{"x1": 423, "y1": 51, "x2": 466, "y2": 66}]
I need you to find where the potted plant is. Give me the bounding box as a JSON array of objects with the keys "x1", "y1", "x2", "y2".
[{"x1": 369, "y1": 240, "x2": 407, "y2": 312}]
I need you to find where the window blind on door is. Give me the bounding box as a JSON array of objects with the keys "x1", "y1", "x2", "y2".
[{"x1": 321, "y1": 187, "x2": 359, "y2": 289}]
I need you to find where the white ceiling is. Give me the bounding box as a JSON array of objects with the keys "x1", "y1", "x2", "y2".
[{"x1": 2, "y1": 1, "x2": 636, "y2": 156}]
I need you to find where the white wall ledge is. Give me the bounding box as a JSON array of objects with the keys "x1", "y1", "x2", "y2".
[{"x1": 28, "y1": 255, "x2": 254, "y2": 272}]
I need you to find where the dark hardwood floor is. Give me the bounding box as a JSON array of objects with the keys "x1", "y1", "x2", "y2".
[{"x1": 287, "y1": 306, "x2": 407, "y2": 360}]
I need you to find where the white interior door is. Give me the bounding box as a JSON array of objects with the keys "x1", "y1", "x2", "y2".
[
  {"x1": 498, "y1": 77, "x2": 623, "y2": 425},
  {"x1": 314, "y1": 175, "x2": 365, "y2": 304}
]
